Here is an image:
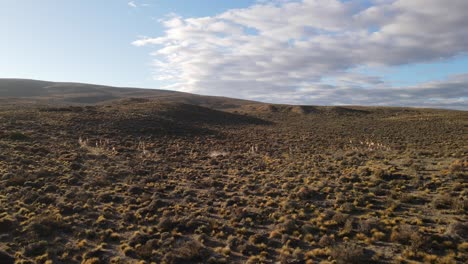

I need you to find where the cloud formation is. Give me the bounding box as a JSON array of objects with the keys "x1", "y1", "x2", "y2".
[
  {"x1": 134, "y1": 0, "x2": 468, "y2": 109},
  {"x1": 128, "y1": 1, "x2": 149, "y2": 8}
]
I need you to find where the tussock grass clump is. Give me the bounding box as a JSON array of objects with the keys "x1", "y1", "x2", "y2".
[{"x1": 82, "y1": 257, "x2": 100, "y2": 264}]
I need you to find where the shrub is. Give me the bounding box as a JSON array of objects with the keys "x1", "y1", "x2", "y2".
[
  {"x1": 5, "y1": 171, "x2": 32, "y2": 187},
  {"x1": 0, "y1": 250, "x2": 14, "y2": 264},
  {"x1": 318, "y1": 235, "x2": 334, "y2": 247},
  {"x1": 8, "y1": 131, "x2": 29, "y2": 141},
  {"x1": 432, "y1": 194, "x2": 453, "y2": 210},
  {"x1": 357, "y1": 218, "x2": 379, "y2": 234},
  {"x1": 340, "y1": 217, "x2": 354, "y2": 235},
  {"x1": 340, "y1": 202, "x2": 357, "y2": 213},
  {"x1": 163, "y1": 238, "x2": 209, "y2": 264},
  {"x1": 331, "y1": 242, "x2": 369, "y2": 264},
  {"x1": 390, "y1": 224, "x2": 428, "y2": 250},
  {"x1": 158, "y1": 216, "x2": 179, "y2": 232},
  {"x1": 453, "y1": 198, "x2": 468, "y2": 212},
  {"x1": 135, "y1": 239, "x2": 161, "y2": 260},
  {"x1": 445, "y1": 221, "x2": 468, "y2": 240},
  {"x1": 24, "y1": 240, "x2": 48, "y2": 257},
  {"x1": 448, "y1": 159, "x2": 466, "y2": 173},
  {"x1": 28, "y1": 213, "x2": 67, "y2": 238},
  {"x1": 0, "y1": 215, "x2": 16, "y2": 233},
  {"x1": 390, "y1": 224, "x2": 415, "y2": 243}
]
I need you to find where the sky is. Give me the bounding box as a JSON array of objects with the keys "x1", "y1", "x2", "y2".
[{"x1": 1, "y1": 0, "x2": 467, "y2": 109}]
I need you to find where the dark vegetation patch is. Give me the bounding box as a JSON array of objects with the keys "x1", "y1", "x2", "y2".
[{"x1": 7, "y1": 132, "x2": 29, "y2": 141}]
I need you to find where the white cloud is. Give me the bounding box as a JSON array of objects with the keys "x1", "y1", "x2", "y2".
[
  {"x1": 134, "y1": 0, "x2": 468, "y2": 109},
  {"x1": 128, "y1": 1, "x2": 150, "y2": 8}
]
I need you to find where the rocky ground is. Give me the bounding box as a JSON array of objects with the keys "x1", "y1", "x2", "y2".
[{"x1": 0, "y1": 100, "x2": 466, "y2": 263}]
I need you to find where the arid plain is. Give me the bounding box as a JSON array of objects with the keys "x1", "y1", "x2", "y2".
[{"x1": 0, "y1": 80, "x2": 466, "y2": 263}]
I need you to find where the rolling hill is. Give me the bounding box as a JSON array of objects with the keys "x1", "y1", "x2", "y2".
[{"x1": 0, "y1": 79, "x2": 258, "y2": 109}]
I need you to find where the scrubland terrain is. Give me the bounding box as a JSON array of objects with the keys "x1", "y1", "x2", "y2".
[{"x1": 0, "y1": 95, "x2": 467, "y2": 263}]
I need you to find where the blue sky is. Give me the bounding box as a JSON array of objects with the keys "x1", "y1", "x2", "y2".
[
  {"x1": 1, "y1": 0, "x2": 467, "y2": 109},
  {"x1": 0, "y1": 0, "x2": 256, "y2": 87}
]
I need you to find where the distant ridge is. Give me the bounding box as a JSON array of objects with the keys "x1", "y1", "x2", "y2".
[
  {"x1": 0, "y1": 78, "x2": 258, "y2": 109},
  {"x1": 0, "y1": 79, "x2": 464, "y2": 113}
]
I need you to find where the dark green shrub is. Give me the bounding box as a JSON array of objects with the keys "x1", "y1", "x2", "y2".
[{"x1": 8, "y1": 132, "x2": 29, "y2": 141}]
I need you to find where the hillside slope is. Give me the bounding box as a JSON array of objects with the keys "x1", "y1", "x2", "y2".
[{"x1": 0, "y1": 79, "x2": 257, "y2": 109}]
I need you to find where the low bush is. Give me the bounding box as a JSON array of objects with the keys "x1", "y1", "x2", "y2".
[
  {"x1": 331, "y1": 242, "x2": 369, "y2": 264},
  {"x1": 8, "y1": 131, "x2": 29, "y2": 141}
]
